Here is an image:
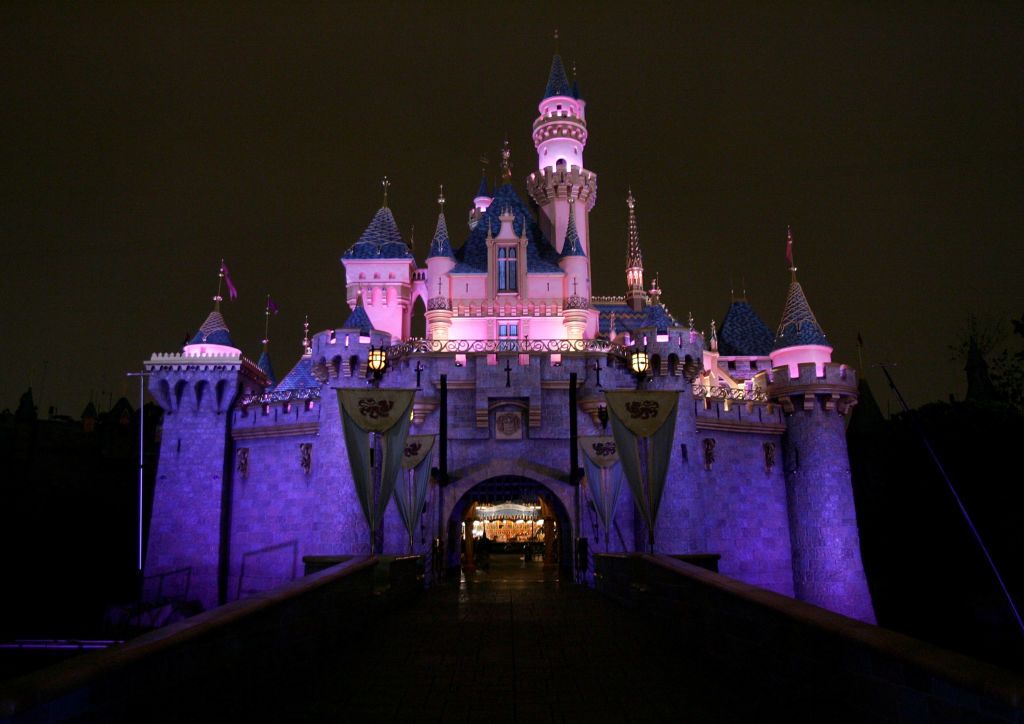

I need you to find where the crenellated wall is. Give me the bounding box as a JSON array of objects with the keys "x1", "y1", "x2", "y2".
[{"x1": 144, "y1": 331, "x2": 871, "y2": 620}]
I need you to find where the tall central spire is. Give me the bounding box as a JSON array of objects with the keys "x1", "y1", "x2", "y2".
[{"x1": 625, "y1": 189, "x2": 645, "y2": 311}]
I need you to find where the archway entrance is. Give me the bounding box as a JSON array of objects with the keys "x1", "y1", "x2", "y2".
[{"x1": 447, "y1": 476, "x2": 573, "y2": 581}]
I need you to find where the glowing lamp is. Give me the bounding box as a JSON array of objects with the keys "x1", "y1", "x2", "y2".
[
  {"x1": 367, "y1": 345, "x2": 388, "y2": 384},
  {"x1": 630, "y1": 348, "x2": 650, "y2": 389},
  {"x1": 630, "y1": 349, "x2": 650, "y2": 375}
]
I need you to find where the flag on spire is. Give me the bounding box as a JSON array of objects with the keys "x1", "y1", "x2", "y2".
[
  {"x1": 267, "y1": 295, "x2": 280, "y2": 314},
  {"x1": 221, "y1": 261, "x2": 238, "y2": 300}
]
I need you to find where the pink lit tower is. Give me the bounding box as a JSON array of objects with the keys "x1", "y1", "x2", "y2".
[{"x1": 526, "y1": 46, "x2": 597, "y2": 308}]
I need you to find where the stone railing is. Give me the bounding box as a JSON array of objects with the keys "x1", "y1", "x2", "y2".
[
  {"x1": 426, "y1": 297, "x2": 451, "y2": 311},
  {"x1": 692, "y1": 383, "x2": 769, "y2": 404},
  {"x1": 595, "y1": 554, "x2": 1024, "y2": 722},
  {"x1": 563, "y1": 296, "x2": 590, "y2": 310},
  {"x1": 0, "y1": 557, "x2": 380, "y2": 722}
]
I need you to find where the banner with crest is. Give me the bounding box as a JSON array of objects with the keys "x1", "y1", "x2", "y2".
[
  {"x1": 337, "y1": 389, "x2": 416, "y2": 552},
  {"x1": 394, "y1": 434, "x2": 436, "y2": 552},
  {"x1": 579, "y1": 436, "x2": 623, "y2": 549},
  {"x1": 603, "y1": 391, "x2": 679, "y2": 550}
]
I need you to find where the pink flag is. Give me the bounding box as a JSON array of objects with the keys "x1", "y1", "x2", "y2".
[
  {"x1": 221, "y1": 261, "x2": 238, "y2": 300},
  {"x1": 785, "y1": 226, "x2": 794, "y2": 268},
  {"x1": 267, "y1": 296, "x2": 280, "y2": 314}
]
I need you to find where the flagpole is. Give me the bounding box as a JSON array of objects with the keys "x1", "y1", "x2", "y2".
[
  {"x1": 215, "y1": 260, "x2": 224, "y2": 310},
  {"x1": 263, "y1": 294, "x2": 271, "y2": 347}
]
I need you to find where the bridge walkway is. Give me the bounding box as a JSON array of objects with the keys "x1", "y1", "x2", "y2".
[{"x1": 275, "y1": 555, "x2": 748, "y2": 723}]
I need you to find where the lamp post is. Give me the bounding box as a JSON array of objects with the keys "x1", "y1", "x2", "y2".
[
  {"x1": 629, "y1": 348, "x2": 650, "y2": 389},
  {"x1": 126, "y1": 371, "x2": 151, "y2": 576}
]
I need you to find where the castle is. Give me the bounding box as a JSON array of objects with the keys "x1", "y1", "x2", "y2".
[{"x1": 143, "y1": 50, "x2": 875, "y2": 623}]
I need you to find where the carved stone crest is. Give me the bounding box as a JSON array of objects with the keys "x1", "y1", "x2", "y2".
[{"x1": 495, "y1": 411, "x2": 522, "y2": 440}]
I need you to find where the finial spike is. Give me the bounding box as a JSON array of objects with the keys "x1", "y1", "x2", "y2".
[
  {"x1": 438, "y1": 183, "x2": 445, "y2": 212},
  {"x1": 213, "y1": 258, "x2": 225, "y2": 311},
  {"x1": 302, "y1": 314, "x2": 311, "y2": 356},
  {"x1": 786, "y1": 224, "x2": 797, "y2": 281},
  {"x1": 501, "y1": 139, "x2": 512, "y2": 181},
  {"x1": 381, "y1": 176, "x2": 391, "y2": 208},
  {"x1": 409, "y1": 224, "x2": 415, "y2": 252}
]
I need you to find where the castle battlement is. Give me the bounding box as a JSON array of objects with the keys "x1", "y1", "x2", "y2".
[
  {"x1": 526, "y1": 165, "x2": 597, "y2": 210},
  {"x1": 692, "y1": 393, "x2": 786, "y2": 434},
  {"x1": 758, "y1": 362, "x2": 858, "y2": 415},
  {"x1": 761, "y1": 361, "x2": 857, "y2": 388}
]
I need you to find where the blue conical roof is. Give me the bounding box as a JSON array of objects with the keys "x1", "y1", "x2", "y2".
[
  {"x1": 341, "y1": 299, "x2": 374, "y2": 335},
  {"x1": 427, "y1": 212, "x2": 454, "y2": 259},
  {"x1": 257, "y1": 349, "x2": 276, "y2": 385},
  {"x1": 719, "y1": 300, "x2": 774, "y2": 356},
  {"x1": 544, "y1": 54, "x2": 572, "y2": 99},
  {"x1": 561, "y1": 201, "x2": 586, "y2": 258},
  {"x1": 342, "y1": 206, "x2": 413, "y2": 260},
  {"x1": 275, "y1": 356, "x2": 318, "y2": 392},
  {"x1": 450, "y1": 183, "x2": 563, "y2": 274},
  {"x1": 476, "y1": 175, "x2": 491, "y2": 199},
  {"x1": 773, "y1": 280, "x2": 828, "y2": 350},
  {"x1": 189, "y1": 310, "x2": 235, "y2": 347}
]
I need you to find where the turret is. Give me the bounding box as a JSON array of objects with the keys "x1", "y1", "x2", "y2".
[
  {"x1": 425, "y1": 188, "x2": 455, "y2": 341},
  {"x1": 183, "y1": 264, "x2": 242, "y2": 357},
  {"x1": 526, "y1": 44, "x2": 597, "y2": 264},
  {"x1": 144, "y1": 278, "x2": 267, "y2": 609},
  {"x1": 625, "y1": 190, "x2": 645, "y2": 311},
  {"x1": 769, "y1": 228, "x2": 833, "y2": 376},
  {"x1": 340, "y1": 178, "x2": 416, "y2": 341},
  {"x1": 760, "y1": 361, "x2": 875, "y2": 623},
  {"x1": 472, "y1": 173, "x2": 492, "y2": 215}
]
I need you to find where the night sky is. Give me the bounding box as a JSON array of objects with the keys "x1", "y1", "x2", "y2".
[{"x1": 2, "y1": 3, "x2": 1021, "y2": 415}]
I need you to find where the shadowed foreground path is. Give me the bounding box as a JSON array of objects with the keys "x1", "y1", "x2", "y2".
[
  {"x1": 275, "y1": 556, "x2": 749, "y2": 723},
  {"x1": 5, "y1": 554, "x2": 1021, "y2": 722}
]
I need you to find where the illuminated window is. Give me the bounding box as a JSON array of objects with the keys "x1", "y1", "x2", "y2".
[{"x1": 497, "y1": 247, "x2": 517, "y2": 291}]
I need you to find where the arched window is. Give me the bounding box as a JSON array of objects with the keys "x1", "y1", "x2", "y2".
[{"x1": 497, "y1": 247, "x2": 517, "y2": 292}]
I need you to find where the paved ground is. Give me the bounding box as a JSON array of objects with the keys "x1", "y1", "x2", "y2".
[{"x1": 270, "y1": 555, "x2": 754, "y2": 723}]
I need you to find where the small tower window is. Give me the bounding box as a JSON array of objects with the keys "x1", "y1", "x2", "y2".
[
  {"x1": 497, "y1": 247, "x2": 518, "y2": 292},
  {"x1": 498, "y1": 321, "x2": 519, "y2": 351}
]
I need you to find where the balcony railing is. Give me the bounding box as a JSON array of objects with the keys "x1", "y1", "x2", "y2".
[
  {"x1": 386, "y1": 338, "x2": 626, "y2": 357},
  {"x1": 692, "y1": 383, "x2": 769, "y2": 403}
]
